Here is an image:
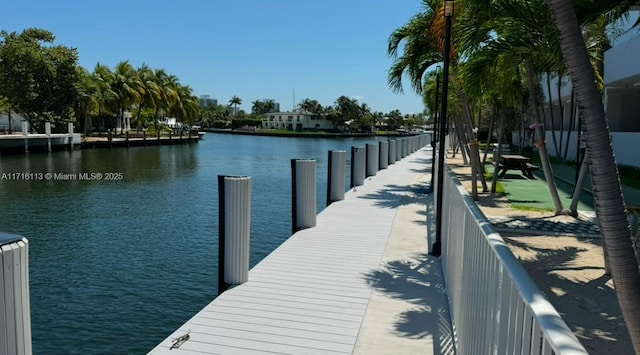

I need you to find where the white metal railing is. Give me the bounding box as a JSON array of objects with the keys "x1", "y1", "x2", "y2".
[{"x1": 438, "y1": 163, "x2": 588, "y2": 354}]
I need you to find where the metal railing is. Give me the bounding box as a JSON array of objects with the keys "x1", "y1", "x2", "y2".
[{"x1": 438, "y1": 162, "x2": 588, "y2": 354}]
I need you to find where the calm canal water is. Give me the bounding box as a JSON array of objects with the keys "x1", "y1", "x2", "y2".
[{"x1": 0, "y1": 133, "x2": 387, "y2": 354}]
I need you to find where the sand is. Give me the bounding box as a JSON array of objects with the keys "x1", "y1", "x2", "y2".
[{"x1": 446, "y1": 155, "x2": 634, "y2": 354}]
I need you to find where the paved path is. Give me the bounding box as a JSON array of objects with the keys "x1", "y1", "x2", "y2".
[
  {"x1": 488, "y1": 216, "x2": 600, "y2": 237},
  {"x1": 149, "y1": 147, "x2": 454, "y2": 354}
]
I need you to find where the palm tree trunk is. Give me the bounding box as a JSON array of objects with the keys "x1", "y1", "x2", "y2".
[
  {"x1": 482, "y1": 107, "x2": 496, "y2": 165},
  {"x1": 491, "y1": 113, "x2": 507, "y2": 194},
  {"x1": 525, "y1": 60, "x2": 564, "y2": 214},
  {"x1": 545, "y1": 0, "x2": 640, "y2": 351},
  {"x1": 546, "y1": 73, "x2": 561, "y2": 157},
  {"x1": 568, "y1": 153, "x2": 589, "y2": 216}
]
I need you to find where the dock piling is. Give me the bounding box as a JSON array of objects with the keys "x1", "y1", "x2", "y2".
[
  {"x1": 217, "y1": 175, "x2": 251, "y2": 295},
  {"x1": 291, "y1": 159, "x2": 316, "y2": 234},
  {"x1": 327, "y1": 150, "x2": 346, "y2": 206},
  {"x1": 351, "y1": 147, "x2": 365, "y2": 188},
  {"x1": 389, "y1": 140, "x2": 396, "y2": 165},
  {"x1": 0, "y1": 232, "x2": 32, "y2": 355},
  {"x1": 379, "y1": 141, "x2": 389, "y2": 170},
  {"x1": 366, "y1": 143, "x2": 378, "y2": 177},
  {"x1": 45, "y1": 122, "x2": 52, "y2": 152}
]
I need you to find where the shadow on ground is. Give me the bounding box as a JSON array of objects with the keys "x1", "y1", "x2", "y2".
[
  {"x1": 504, "y1": 236, "x2": 633, "y2": 354},
  {"x1": 361, "y1": 253, "x2": 455, "y2": 354}
]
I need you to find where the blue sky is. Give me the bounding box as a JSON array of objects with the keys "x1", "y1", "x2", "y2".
[{"x1": 4, "y1": 0, "x2": 429, "y2": 115}]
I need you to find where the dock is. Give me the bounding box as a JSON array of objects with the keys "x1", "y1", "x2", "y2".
[{"x1": 149, "y1": 146, "x2": 454, "y2": 354}]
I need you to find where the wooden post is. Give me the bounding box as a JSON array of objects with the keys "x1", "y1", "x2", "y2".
[
  {"x1": 126, "y1": 131, "x2": 130, "y2": 148},
  {"x1": 108, "y1": 129, "x2": 113, "y2": 149}
]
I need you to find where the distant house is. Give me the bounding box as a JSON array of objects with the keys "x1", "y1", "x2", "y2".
[{"x1": 262, "y1": 111, "x2": 335, "y2": 131}]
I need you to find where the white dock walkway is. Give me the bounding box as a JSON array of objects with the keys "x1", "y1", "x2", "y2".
[{"x1": 149, "y1": 147, "x2": 454, "y2": 354}]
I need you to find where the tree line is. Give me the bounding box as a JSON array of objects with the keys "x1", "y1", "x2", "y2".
[{"x1": 0, "y1": 28, "x2": 202, "y2": 135}]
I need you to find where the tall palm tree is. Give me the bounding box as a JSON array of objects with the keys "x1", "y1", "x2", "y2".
[
  {"x1": 75, "y1": 68, "x2": 99, "y2": 136},
  {"x1": 111, "y1": 61, "x2": 143, "y2": 134},
  {"x1": 228, "y1": 96, "x2": 242, "y2": 116},
  {"x1": 389, "y1": 0, "x2": 488, "y2": 198},
  {"x1": 545, "y1": 0, "x2": 640, "y2": 351},
  {"x1": 152, "y1": 69, "x2": 178, "y2": 128},
  {"x1": 135, "y1": 64, "x2": 161, "y2": 131},
  {"x1": 92, "y1": 63, "x2": 117, "y2": 132}
]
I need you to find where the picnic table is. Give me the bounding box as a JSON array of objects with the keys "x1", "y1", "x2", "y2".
[{"x1": 496, "y1": 154, "x2": 539, "y2": 179}]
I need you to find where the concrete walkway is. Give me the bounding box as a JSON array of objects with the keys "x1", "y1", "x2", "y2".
[{"x1": 353, "y1": 171, "x2": 454, "y2": 354}]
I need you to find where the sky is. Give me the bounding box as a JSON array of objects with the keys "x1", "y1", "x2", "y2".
[{"x1": 3, "y1": 0, "x2": 429, "y2": 115}]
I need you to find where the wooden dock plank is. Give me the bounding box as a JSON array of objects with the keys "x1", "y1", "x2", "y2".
[{"x1": 149, "y1": 148, "x2": 436, "y2": 354}]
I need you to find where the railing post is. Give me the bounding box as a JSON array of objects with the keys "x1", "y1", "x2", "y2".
[
  {"x1": 217, "y1": 176, "x2": 251, "y2": 295},
  {"x1": 1, "y1": 232, "x2": 32, "y2": 355},
  {"x1": 327, "y1": 150, "x2": 346, "y2": 206}
]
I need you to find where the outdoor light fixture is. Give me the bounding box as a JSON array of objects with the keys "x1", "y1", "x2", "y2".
[
  {"x1": 444, "y1": 0, "x2": 454, "y2": 17},
  {"x1": 431, "y1": 0, "x2": 454, "y2": 257}
]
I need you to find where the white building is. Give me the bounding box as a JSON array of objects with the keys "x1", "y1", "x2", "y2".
[
  {"x1": 262, "y1": 111, "x2": 335, "y2": 131},
  {"x1": 541, "y1": 9, "x2": 640, "y2": 168}
]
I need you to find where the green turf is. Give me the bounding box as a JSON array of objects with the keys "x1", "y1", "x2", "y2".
[{"x1": 484, "y1": 163, "x2": 595, "y2": 212}]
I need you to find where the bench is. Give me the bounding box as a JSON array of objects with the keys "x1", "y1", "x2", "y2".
[{"x1": 525, "y1": 163, "x2": 540, "y2": 171}]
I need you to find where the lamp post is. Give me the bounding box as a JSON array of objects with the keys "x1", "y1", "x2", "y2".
[
  {"x1": 431, "y1": 0, "x2": 453, "y2": 257},
  {"x1": 430, "y1": 65, "x2": 442, "y2": 191}
]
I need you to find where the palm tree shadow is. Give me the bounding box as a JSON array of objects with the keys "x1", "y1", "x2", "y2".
[
  {"x1": 504, "y1": 236, "x2": 634, "y2": 353},
  {"x1": 362, "y1": 253, "x2": 455, "y2": 354},
  {"x1": 356, "y1": 182, "x2": 430, "y2": 210}
]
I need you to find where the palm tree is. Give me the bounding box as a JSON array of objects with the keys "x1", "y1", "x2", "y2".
[
  {"x1": 135, "y1": 64, "x2": 161, "y2": 131},
  {"x1": 75, "y1": 68, "x2": 99, "y2": 136},
  {"x1": 544, "y1": 0, "x2": 640, "y2": 351},
  {"x1": 111, "y1": 61, "x2": 143, "y2": 134},
  {"x1": 151, "y1": 69, "x2": 178, "y2": 129},
  {"x1": 228, "y1": 96, "x2": 242, "y2": 116},
  {"x1": 389, "y1": 0, "x2": 488, "y2": 199},
  {"x1": 92, "y1": 63, "x2": 117, "y2": 132}
]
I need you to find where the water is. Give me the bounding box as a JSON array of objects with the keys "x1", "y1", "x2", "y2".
[{"x1": 0, "y1": 133, "x2": 386, "y2": 354}]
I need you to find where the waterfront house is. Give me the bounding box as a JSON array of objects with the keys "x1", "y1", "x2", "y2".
[{"x1": 262, "y1": 111, "x2": 336, "y2": 131}]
